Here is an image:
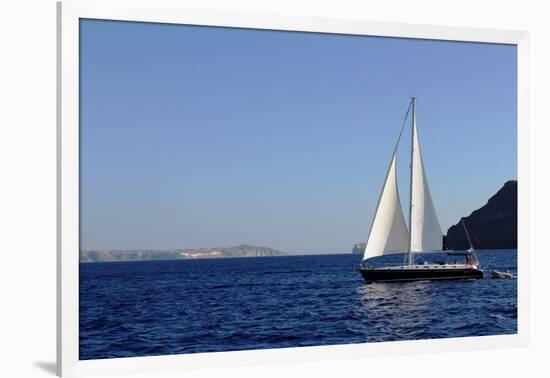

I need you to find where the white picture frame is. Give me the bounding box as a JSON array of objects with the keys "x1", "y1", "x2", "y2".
[{"x1": 57, "y1": 0, "x2": 529, "y2": 376}]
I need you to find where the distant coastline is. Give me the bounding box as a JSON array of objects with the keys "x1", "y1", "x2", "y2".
[
  {"x1": 83, "y1": 179, "x2": 518, "y2": 261},
  {"x1": 80, "y1": 244, "x2": 286, "y2": 263}
]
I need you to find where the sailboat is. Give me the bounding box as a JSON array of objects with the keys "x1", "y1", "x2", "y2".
[{"x1": 358, "y1": 97, "x2": 483, "y2": 282}]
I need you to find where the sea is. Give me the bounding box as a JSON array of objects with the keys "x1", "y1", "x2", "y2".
[{"x1": 79, "y1": 249, "x2": 517, "y2": 360}]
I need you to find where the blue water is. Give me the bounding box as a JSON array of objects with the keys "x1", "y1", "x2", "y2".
[{"x1": 79, "y1": 249, "x2": 517, "y2": 360}]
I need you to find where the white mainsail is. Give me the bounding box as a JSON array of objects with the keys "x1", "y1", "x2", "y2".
[
  {"x1": 409, "y1": 112, "x2": 443, "y2": 253},
  {"x1": 362, "y1": 152, "x2": 409, "y2": 261}
]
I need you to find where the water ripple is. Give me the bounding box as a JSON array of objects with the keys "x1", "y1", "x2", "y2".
[{"x1": 80, "y1": 250, "x2": 517, "y2": 359}]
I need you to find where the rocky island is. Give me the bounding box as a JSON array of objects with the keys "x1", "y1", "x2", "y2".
[
  {"x1": 80, "y1": 244, "x2": 286, "y2": 263},
  {"x1": 352, "y1": 242, "x2": 367, "y2": 255}
]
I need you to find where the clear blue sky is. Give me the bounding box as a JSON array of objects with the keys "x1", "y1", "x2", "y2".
[{"x1": 80, "y1": 19, "x2": 517, "y2": 253}]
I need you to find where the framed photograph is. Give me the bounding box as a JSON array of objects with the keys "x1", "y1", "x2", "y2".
[{"x1": 57, "y1": 0, "x2": 529, "y2": 376}]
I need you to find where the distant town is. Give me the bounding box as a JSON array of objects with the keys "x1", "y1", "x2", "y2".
[{"x1": 79, "y1": 244, "x2": 286, "y2": 263}]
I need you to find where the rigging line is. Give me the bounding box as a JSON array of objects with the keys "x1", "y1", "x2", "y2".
[
  {"x1": 481, "y1": 255, "x2": 497, "y2": 271},
  {"x1": 461, "y1": 220, "x2": 474, "y2": 250},
  {"x1": 418, "y1": 107, "x2": 472, "y2": 241},
  {"x1": 368, "y1": 98, "x2": 412, "y2": 208},
  {"x1": 390, "y1": 98, "x2": 413, "y2": 157}
]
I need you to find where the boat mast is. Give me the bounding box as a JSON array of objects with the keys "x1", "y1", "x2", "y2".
[{"x1": 408, "y1": 96, "x2": 416, "y2": 266}]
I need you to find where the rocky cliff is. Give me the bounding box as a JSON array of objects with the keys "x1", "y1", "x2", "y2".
[{"x1": 445, "y1": 180, "x2": 517, "y2": 250}]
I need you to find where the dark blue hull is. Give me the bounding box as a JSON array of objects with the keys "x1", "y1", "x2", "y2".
[{"x1": 359, "y1": 266, "x2": 484, "y2": 282}]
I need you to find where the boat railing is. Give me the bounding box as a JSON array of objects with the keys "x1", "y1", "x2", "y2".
[{"x1": 370, "y1": 261, "x2": 472, "y2": 269}]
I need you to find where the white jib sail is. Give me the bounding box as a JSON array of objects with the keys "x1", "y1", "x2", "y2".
[
  {"x1": 410, "y1": 116, "x2": 443, "y2": 253},
  {"x1": 362, "y1": 153, "x2": 409, "y2": 261}
]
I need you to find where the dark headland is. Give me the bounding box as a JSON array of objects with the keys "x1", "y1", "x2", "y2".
[
  {"x1": 445, "y1": 180, "x2": 517, "y2": 250},
  {"x1": 80, "y1": 244, "x2": 286, "y2": 263},
  {"x1": 353, "y1": 180, "x2": 518, "y2": 253}
]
